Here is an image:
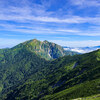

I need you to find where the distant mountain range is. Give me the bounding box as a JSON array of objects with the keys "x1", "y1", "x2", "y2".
[{"x1": 63, "y1": 46, "x2": 100, "y2": 53}]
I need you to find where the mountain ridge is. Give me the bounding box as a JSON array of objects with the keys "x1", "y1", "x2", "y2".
[{"x1": 8, "y1": 39, "x2": 77, "y2": 60}]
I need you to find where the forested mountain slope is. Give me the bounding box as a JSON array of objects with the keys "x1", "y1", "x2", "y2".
[
  {"x1": 0, "y1": 47, "x2": 48, "y2": 96},
  {"x1": 1, "y1": 48, "x2": 100, "y2": 100}
]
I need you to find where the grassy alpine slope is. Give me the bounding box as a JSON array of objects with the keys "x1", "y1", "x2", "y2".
[{"x1": 0, "y1": 39, "x2": 100, "y2": 100}]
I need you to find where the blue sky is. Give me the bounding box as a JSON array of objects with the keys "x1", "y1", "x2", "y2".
[{"x1": 0, "y1": 0, "x2": 100, "y2": 48}]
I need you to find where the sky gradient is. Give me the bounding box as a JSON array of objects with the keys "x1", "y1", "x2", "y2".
[{"x1": 0, "y1": 0, "x2": 100, "y2": 48}]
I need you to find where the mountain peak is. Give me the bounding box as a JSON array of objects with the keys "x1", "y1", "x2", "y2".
[
  {"x1": 12, "y1": 39, "x2": 77, "y2": 60},
  {"x1": 32, "y1": 39, "x2": 38, "y2": 41},
  {"x1": 29, "y1": 39, "x2": 40, "y2": 43}
]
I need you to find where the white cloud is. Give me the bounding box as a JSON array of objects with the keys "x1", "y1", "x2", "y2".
[
  {"x1": 0, "y1": 0, "x2": 100, "y2": 25},
  {"x1": 1, "y1": 23, "x2": 100, "y2": 36},
  {"x1": 0, "y1": 23, "x2": 80, "y2": 35},
  {"x1": 69, "y1": 48, "x2": 87, "y2": 53},
  {"x1": 70, "y1": 0, "x2": 100, "y2": 7},
  {"x1": 0, "y1": 12, "x2": 100, "y2": 24}
]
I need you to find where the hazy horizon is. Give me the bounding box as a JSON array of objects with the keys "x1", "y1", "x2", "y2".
[{"x1": 1, "y1": 38, "x2": 100, "y2": 49}]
